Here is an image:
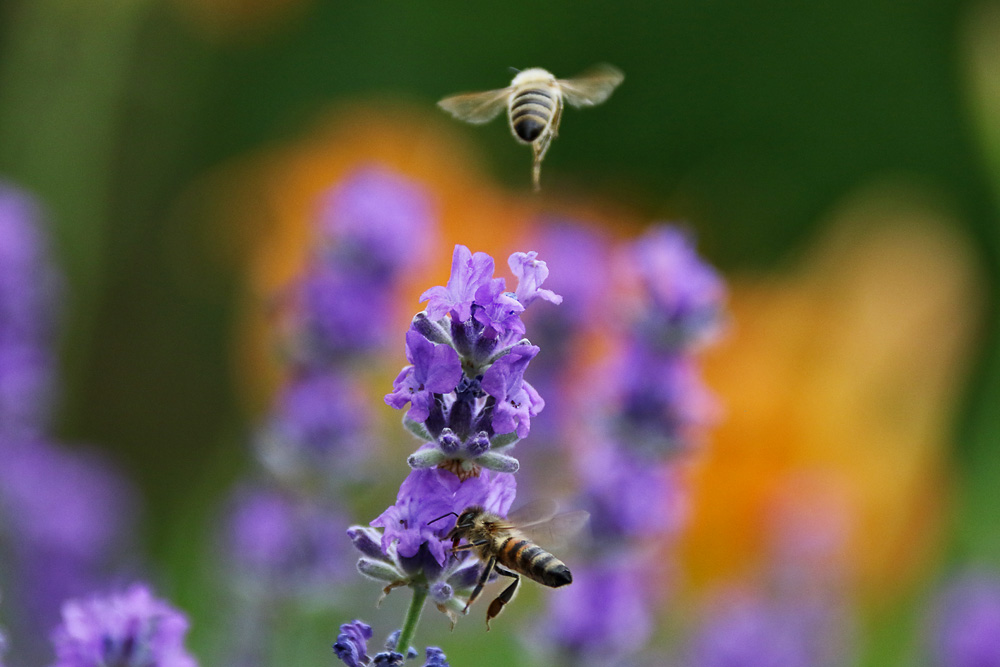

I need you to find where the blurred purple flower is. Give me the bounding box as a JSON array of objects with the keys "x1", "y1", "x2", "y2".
[
  {"x1": 224, "y1": 486, "x2": 350, "y2": 593},
  {"x1": 612, "y1": 350, "x2": 716, "y2": 455},
  {"x1": 0, "y1": 437, "x2": 131, "y2": 562},
  {"x1": 50, "y1": 583, "x2": 196, "y2": 667},
  {"x1": 481, "y1": 343, "x2": 542, "y2": 438},
  {"x1": 297, "y1": 266, "x2": 394, "y2": 357},
  {"x1": 0, "y1": 342, "x2": 53, "y2": 434},
  {"x1": 546, "y1": 558, "x2": 652, "y2": 663},
  {"x1": 684, "y1": 590, "x2": 846, "y2": 667},
  {"x1": 370, "y1": 468, "x2": 516, "y2": 567},
  {"x1": 420, "y1": 245, "x2": 496, "y2": 322},
  {"x1": 0, "y1": 183, "x2": 59, "y2": 341},
  {"x1": 930, "y1": 572, "x2": 1000, "y2": 667},
  {"x1": 319, "y1": 168, "x2": 434, "y2": 279},
  {"x1": 0, "y1": 184, "x2": 59, "y2": 435},
  {"x1": 578, "y1": 444, "x2": 683, "y2": 539},
  {"x1": 385, "y1": 328, "x2": 462, "y2": 423},
  {"x1": 260, "y1": 369, "x2": 369, "y2": 471},
  {"x1": 333, "y1": 620, "x2": 372, "y2": 667},
  {"x1": 627, "y1": 225, "x2": 725, "y2": 349},
  {"x1": 527, "y1": 222, "x2": 611, "y2": 324}
]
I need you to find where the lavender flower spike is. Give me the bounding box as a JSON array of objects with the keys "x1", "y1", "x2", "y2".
[
  {"x1": 509, "y1": 251, "x2": 563, "y2": 308},
  {"x1": 333, "y1": 620, "x2": 373, "y2": 667},
  {"x1": 385, "y1": 329, "x2": 462, "y2": 423},
  {"x1": 420, "y1": 245, "x2": 495, "y2": 322},
  {"x1": 50, "y1": 584, "x2": 196, "y2": 667}
]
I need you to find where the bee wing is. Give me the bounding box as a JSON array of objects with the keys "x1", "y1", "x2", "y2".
[
  {"x1": 506, "y1": 499, "x2": 559, "y2": 528},
  {"x1": 437, "y1": 88, "x2": 511, "y2": 124},
  {"x1": 518, "y1": 510, "x2": 591, "y2": 551},
  {"x1": 557, "y1": 64, "x2": 624, "y2": 108}
]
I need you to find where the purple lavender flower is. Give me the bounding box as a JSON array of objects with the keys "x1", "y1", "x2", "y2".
[
  {"x1": 224, "y1": 486, "x2": 349, "y2": 594},
  {"x1": 420, "y1": 245, "x2": 496, "y2": 322},
  {"x1": 333, "y1": 620, "x2": 372, "y2": 667},
  {"x1": 318, "y1": 168, "x2": 434, "y2": 279},
  {"x1": 508, "y1": 251, "x2": 563, "y2": 309},
  {"x1": 385, "y1": 329, "x2": 462, "y2": 423},
  {"x1": 929, "y1": 572, "x2": 1000, "y2": 667},
  {"x1": 370, "y1": 467, "x2": 515, "y2": 567},
  {"x1": 627, "y1": 225, "x2": 725, "y2": 349},
  {"x1": 471, "y1": 278, "x2": 524, "y2": 340},
  {"x1": 50, "y1": 584, "x2": 197, "y2": 667},
  {"x1": 481, "y1": 343, "x2": 542, "y2": 439}
]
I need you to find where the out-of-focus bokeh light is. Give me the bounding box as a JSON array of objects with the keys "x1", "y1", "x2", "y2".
[{"x1": 681, "y1": 185, "x2": 983, "y2": 603}]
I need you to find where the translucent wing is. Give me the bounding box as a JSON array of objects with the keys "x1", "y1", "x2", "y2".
[
  {"x1": 437, "y1": 88, "x2": 511, "y2": 124},
  {"x1": 520, "y1": 511, "x2": 590, "y2": 550},
  {"x1": 558, "y1": 64, "x2": 624, "y2": 108},
  {"x1": 507, "y1": 499, "x2": 559, "y2": 527}
]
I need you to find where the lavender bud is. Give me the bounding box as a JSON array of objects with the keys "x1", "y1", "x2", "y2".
[
  {"x1": 430, "y1": 582, "x2": 453, "y2": 604},
  {"x1": 347, "y1": 526, "x2": 387, "y2": 561},
  {"x1": 411, "y1": 312, "x2": 452, "y2": 345},
  {"x1": 465, "y1": 432, "x2": 491, "y2": 458},
  {"x1": 437, "y1": 429, "x2": 462, "y2": 455},
  {"x1": 357, "y1": 559, "x2": 404, "y2": 583},
  {"x1": 477, "y1": 451, "x2": 519, "y2": 474},
  {"x1": 407, "y1": 448, "x2": 446, "y2": 470}
]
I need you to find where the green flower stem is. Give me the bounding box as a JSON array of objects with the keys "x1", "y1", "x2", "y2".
[{"x1": 396, "y1": 585, "x2": 428, "y2": 655}]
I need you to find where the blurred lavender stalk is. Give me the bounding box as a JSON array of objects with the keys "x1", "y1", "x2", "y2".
[
  {"x1": 215, "y1": 168, "x2": 436, "y2": 665},
  {"x1": 0, "y1": 182, "x2": 135, "y2": 665},
  {"x1": 528, "y1": 224, "x2": 725, "y2": 666}
]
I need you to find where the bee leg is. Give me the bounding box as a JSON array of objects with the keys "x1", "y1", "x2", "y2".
[
  {"x1": 464, "y1": 556, "x2": 496, "y2": 614},
  {"x1": 531, "y1": 127, "x2": 557, "y2": 192},
  {"x1": 451, "y1": 539, "x2": 489, "y2": 553},
  {"x1": 485, "y1": 566, "x2": 520, "y2": 631}
]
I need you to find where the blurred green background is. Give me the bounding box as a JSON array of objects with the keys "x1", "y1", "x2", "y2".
[{"x1": 0, "y1": 0, "x2": 998, "y2": 663}]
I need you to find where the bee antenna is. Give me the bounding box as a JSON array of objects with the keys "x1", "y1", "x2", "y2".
[
  {"x1": 428, "y1": 512, "x2": 459, "y2": 526},
  {"x1": 508, "y1": 66, "x2": 522, "y2": 74}
]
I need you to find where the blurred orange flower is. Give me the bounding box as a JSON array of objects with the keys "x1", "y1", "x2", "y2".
[{"x1": 678, "y1": 185, "x2": 983, "y2": 603}]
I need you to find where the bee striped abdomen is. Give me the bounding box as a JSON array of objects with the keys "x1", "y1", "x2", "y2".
[
  {"x1": 499, "y1": 537, "x2": 573, "y2": 588},
  {"x1": 510, "y1": 89, "x2": 553, "y2": 142}
]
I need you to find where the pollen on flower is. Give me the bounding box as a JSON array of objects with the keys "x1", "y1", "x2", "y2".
[{"x1": 438, "y1": 458, "x2": 481, "y2": 481}]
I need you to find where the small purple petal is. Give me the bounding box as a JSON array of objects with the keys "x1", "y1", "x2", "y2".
[
  {"x1": 509, "y1": 251, "x2": 562, "y2": 308},
  {"x1": 420, "y1": 245, "x2": 495, "y2": 322},
  {"x1": 385, "y1": 330, "x2": 461, "y2": 423},
  {"x1": 481, "y1": 344, "x2": 541, "y2": 438}
]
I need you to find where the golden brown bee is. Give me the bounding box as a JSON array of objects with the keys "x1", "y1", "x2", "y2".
[
  {"x1": 437, "y1": 65, "x2": 624, "y2": 191},
  {"x1": 438, "y1": 500, "x2": 589, "y2": 628}
]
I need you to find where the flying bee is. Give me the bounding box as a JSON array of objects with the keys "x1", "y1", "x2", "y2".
[
  {"x1": 437, "y1": 64, "x2": 624, "y2": 191},
  {"x1": 430, "y1": 500, "x2": 589, "y2": 629}
]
